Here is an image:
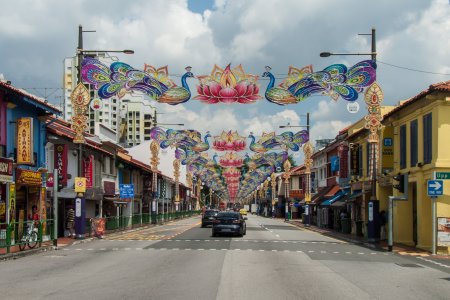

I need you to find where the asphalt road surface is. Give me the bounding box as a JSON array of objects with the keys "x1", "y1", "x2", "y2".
[{"x1": 1, "y1": 215, "x2": 450, "y2": 300}]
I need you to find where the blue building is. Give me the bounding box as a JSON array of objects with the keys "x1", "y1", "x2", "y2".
[{"x1": 0, "y1": 81, "x2": 61, "y2": 228}]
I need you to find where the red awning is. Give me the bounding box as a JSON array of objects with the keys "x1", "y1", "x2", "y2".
[{"x1": 324, "y1": 185, "x2": 340, "y2": 197}]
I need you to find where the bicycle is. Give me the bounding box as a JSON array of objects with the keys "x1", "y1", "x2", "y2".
[{"x1": 19, "y1": 222, "x2": 39, "y2": 251}]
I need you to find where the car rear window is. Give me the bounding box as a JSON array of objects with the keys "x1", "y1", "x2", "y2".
[{"x1": 216, "y1": 212, "x2": 239, "y2": 219}]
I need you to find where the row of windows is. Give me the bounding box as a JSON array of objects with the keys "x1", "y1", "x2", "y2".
[{"x1": 399, "y1": 113, "x2": 432, "y2": 169}]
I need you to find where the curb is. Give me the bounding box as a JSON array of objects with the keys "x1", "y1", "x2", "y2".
[
  {"x1": 1, "y1": 215, "x2": 200, "y2": 261},
  {"x1": 0, "y1": 245, "x2": 57, "y2": 262},
  {"x1": 288, "y1": 221, "x2": 382, "y2": 249}
]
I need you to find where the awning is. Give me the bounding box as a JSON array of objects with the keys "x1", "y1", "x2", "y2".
[
  {"x1": 331, "y1": 198, "x2": 346, "y2": 208},
  {"x1": 346, "y1": 191, "x2": 368, "y2": 203},
  {"x1": 324, "y1": 185, "x2": 340, "y2": 197},
  {"x1": 320, "y1": 192, "x2": 345, "y2": 206}
]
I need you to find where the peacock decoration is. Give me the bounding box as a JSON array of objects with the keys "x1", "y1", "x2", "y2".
[
  {"x1": 263, "y1": 60, "x2": 376, "y2": 105},
  {"x1": 149, "y1": 127, "x2": 210, "y2": 152},
  {"x1": 248, "y1": 131, "x2": 309, "y2": 153},
  {"x1": 81, "y1": 57, "x2": 194, "y2": 105}
]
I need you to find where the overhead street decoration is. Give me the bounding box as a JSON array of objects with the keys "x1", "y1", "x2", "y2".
[{"x1": 82, "y1": 59, "x2": 376, "y2": 106}]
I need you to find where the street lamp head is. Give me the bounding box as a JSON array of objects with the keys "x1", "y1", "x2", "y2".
[
  {"x1": 123, "y1": 49, "x2": 135, "y2": 54},
  {"x1": 320, "y1": 52, "x2": 331, "y2": 57}
]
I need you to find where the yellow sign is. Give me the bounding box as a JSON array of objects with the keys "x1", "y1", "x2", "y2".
[
  {"x1": 75, "y1": 177, "x2": 87, "y2": 193},
  {"x1": 382, "y1": 126, "x2": 394, "y2": 172},
  {"x1": 16, "y1": 117, "x2": 34, "y2": 164},
  {"x1": 305, "y1": 193, "x2": 311, "y2": 203}
]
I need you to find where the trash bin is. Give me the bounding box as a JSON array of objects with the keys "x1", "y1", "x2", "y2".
[{"x1": 341, "y1": 218, "x2": 351, "y2": 234}]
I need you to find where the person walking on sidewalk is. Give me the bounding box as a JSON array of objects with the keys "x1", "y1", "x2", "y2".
[{"x1": 66, "y1": 207, "x2": 75, "y2": 238}]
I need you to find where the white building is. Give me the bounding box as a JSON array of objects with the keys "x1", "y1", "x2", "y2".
[{"x1": 63, "y1": 54, "x2": 156, "y2": 146}]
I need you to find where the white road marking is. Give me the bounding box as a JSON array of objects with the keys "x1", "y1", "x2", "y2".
[
  {"x1": 308, "y1": 250, "x2": 315, "y2": 253},
  {"x1": 259, "y1": 250, "x2": 265, "y2": 252},
  {"x1": 272, "y1": 250, "x2": 278, "y2": 252},
  {"x1": 345, "y1": 252, "x2": 352, "y2": 254},
  {"x1": 333, "y1": 251, "x2": 340, "y2": 254}
]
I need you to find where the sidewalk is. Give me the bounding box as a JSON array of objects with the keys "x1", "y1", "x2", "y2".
[{"x1": 288, "y1": 219, "x2": 449, "y2": 259}]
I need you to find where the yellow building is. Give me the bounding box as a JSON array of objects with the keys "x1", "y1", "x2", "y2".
[
  {"x1": 382, "y1": 81, "x2": 450, "y2": 253},
  {"x1": 345, "y1": 107, "x2": 395, "y2": 236}
]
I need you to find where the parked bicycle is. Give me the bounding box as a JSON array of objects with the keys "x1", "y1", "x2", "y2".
[{"x1": 19, "y1": 221, "x2": 39, "y2": 251}]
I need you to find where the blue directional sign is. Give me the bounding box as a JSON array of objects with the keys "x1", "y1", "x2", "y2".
[
  {"x1": 119, "y1": 184, "x2": 135, "y2": 199},
  {"x1": 428, "y1": 180, "x2": 443, "y2": 196}
]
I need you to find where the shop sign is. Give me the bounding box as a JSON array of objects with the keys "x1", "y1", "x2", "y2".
[
  {"x1": 0, "y1": 157, "x2": 13, "y2": 183},
  {"x1": 54, "y1": 144, "x2": 68, "y2": 186},
  {"x1": 437, "y1": 217, "x2": 450, "y2": 247},
  {"x1": 16, "y1": 117, "x2": 34, "y2": 165},
  {"x1": 289, "y1": 190, "x2": 304, "y2": 199},
  {"x1": 16, "y1": 168, "x2": 42, "y2": 186},
  {"x1": 339, "y1": 145, "x2": 349, "y2": 179},
  {"x1": 103, "y1": 181, "x2": 116, "y2": 196},
  {"x1": 9, "y1": 184, "x2": 16, "y2": 241},
  {"x1": 83, "y1": 155, "x2": 94, "y2": 188},
  {"x1": 75, "y1": 177, "x2": 86, "y2": 193},
  {"x1": 381, "y1": 126, "x2": 394, "y2": 172},
  {"x1": 46, "y1": 173, "x2": 54, "y2": 188}
]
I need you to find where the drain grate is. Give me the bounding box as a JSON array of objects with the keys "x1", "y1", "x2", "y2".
[{"x1": 395, "y1": 263, "x2": 423, "y2": 268}]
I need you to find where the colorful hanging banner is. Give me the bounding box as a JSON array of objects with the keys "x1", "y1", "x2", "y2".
[
  {"x1": 16, "y1": 117, "x2": 34, "y2": 165},
  {"x1": 54, "y1": 144, "x2": 68, "y2": 186},
  {"x1": 71, "y1": 83, "x2": 90, "y2": 144},
  {"x1": 83, "y1": 155, "x2": 94, "y2": 189}
]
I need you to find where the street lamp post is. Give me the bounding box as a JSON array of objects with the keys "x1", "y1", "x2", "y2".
[
  {"x1": 320, "y1": 27, "x2": 382, "y2": 241},
  {"x1": 271, "y1": 173, "x2": 276, "y2": 218},
  {"x1": 283, "y1": 159, "x2": 292, "y2": 221},
  {"x1": 280, "y1": 112, "x2": 312, "y2": 225},
  {"x1": 72, "y1": 25, "x2": 134, "y2": 238}
]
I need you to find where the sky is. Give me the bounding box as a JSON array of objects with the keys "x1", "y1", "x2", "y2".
[{"x1": 1, "y1": 0, "x2": 449, "y2": 154}]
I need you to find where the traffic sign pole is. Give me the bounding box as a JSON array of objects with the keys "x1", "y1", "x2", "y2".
[{"x1": 432, "y1": 196, "x2": 437, "y2": 255}]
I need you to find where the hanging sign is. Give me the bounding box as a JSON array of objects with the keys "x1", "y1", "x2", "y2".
[
  {"x1": 90, "y1": 98, "x2": 103, "y2": 111},
  {"x1": 75, "y1": 177, "x2": 87, "y2": 193},
  {"x1": 83, "y1": 155, "x2": 94, "y2": 188},
  {"x1": 54, "y1": 144, "x2": 68, "y2": 186},
  {"x1": 0, "y1": 157, "x2": 13, "y2": 183},
  {"x1": 16, "y1": 117, "x2": 34, "y2": 164},
  {"x1": 347, "y1": 102, "x2": 360, "y2": 113}
]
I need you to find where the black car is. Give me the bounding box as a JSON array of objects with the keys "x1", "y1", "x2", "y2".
[
  {"x1": 212, "y1": 212, "x2": 246, "y2": 237},
  {"x1": 201, "y1": 210, "x2": 219, "y2": 227}
]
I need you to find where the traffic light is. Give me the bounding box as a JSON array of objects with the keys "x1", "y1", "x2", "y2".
[{"x1": 393, "y1": 174, "x2": 405, "y2": 193}]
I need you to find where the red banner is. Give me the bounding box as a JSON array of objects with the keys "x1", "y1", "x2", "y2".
[
  {"x1": 83, "y1": 155, "x2": 94, "y2": 188},
  {"x1": 54, "y1": 144, "x2": 68, "y2": 185}
]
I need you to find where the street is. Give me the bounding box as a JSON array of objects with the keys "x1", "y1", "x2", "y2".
[{"x1": 1, "y1": 215, "x2": 450, "y2": 300}]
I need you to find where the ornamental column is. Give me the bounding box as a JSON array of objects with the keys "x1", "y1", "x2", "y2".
[
  {"x1": 150, "y1": 140, "x2": 160, "y2": 224},
  {"x1": 173, "y1": 159, "x2": 181, "y2": 212},
  {"x1": 303, "y1": 142, "x2": 314, "y2": 226},
  {"x1": 283, "y1": 159, "x2": 291, "y2": 221},
  {"x1": 271, "y1": 172, "x2": 277, "y2": 218}
]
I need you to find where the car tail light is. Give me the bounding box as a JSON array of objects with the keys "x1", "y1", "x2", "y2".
[
  {"x1": 213, "y1": 220, "x2": 221, "y2": 224},
  {"x1": 233, "y1": 220, "x2": 241, "y2": 224}
]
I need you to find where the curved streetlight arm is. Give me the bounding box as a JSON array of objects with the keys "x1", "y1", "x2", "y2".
[{"x1": 320, "y1": 52, "x2": 377, "y2": 57}]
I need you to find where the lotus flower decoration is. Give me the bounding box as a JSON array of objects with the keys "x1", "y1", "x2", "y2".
[
  {"x1": 213, "y1": 130, "x2": 246, "y2": 151},
  {"x1": 194, "y1": 64, "x2": 261, "y2": 104},
  {"x1": 223, "y1": 167, "x2": 241, "y2": 178},
  {"x1": 219, "y1": 152, "x2": 244, "y2": 168}
]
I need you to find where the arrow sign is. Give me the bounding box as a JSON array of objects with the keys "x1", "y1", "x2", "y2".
[
  {"x1": 428, "y1": 180, "x2": 444, "y2": 196},
  {"x1": 430, "y1": 181, "x2": 442, "y2": 190}
]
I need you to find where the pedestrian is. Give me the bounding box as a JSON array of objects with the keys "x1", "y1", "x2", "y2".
[
  {"x1": 29, "y1": 205, "x2": 40, "y2": 228},
  {"x1": 66, "y1": 207, "x2": 75, "y2": 238},
  {"x1": 380, "y1": 210, "x2": 387, "y2": 240}
]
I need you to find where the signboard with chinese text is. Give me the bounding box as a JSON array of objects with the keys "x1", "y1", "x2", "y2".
[
  {"x1": 0, "y1": 157, "x2": 13, "y2": 183},
  {"x1": 16, "y1": 169, "x2": 42, "y2": 186},
  {"x1": 16, "y1": 117, "x2": 34, "y2": 164},
  {"x1": 54, "y1": 144, "x2": 68, "y2": 186}
]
